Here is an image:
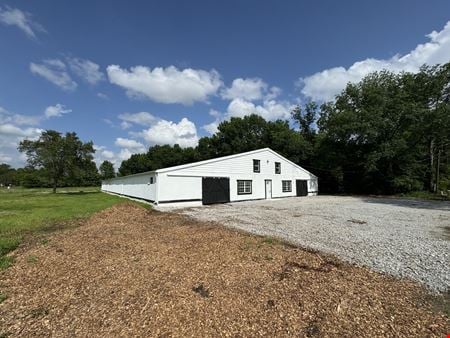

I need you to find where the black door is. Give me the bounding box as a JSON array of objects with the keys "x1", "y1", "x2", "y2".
[
  {"x1": 202, "y1": 177, "x2": 230, "y2": 205},
  {"x1": 296, "y1": 180, "x2": 308, "y2": 196}
]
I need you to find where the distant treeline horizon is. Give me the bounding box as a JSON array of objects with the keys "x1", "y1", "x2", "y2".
[{"x1": 1, "y1": 62, "x2": 449, "y2": 195}]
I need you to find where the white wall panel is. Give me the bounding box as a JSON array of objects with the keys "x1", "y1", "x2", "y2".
[{"x1": 101, "y1": 173, "x2": 156, "y2": 201}]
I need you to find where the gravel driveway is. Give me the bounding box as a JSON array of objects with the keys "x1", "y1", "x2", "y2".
[{"x1": 178, "y1": 196, "x2": 450, "y2": 292}]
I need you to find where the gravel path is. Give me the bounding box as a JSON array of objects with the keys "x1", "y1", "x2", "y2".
[{"x1": 177, "y1": 196, "x2": 450, "y2": 293}]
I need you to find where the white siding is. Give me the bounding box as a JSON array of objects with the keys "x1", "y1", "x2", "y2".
[
  {"x1": 101, "y1": 173, "x2": 156, "y2": 201},
  {"x1": 157, "y1": 174, "x2": 201, "y2": 202}
]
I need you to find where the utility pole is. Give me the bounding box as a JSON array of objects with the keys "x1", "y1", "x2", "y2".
[
  {"x1": 430, "y1": 139, "x2": 435, "y2": 192},
  {"x1": 436, "y1": 144, "x2": 441, "y2": 193}
]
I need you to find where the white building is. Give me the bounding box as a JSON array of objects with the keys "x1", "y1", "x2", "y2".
[{"x1": 101, "y1": 148, "x2": 318, "y2": 206}]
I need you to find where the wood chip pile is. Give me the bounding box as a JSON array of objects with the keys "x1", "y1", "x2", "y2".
[{"x1": 0, "y1": 203, "x2": 448, "y2": 336}]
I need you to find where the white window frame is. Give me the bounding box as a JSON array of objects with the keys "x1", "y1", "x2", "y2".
[
  {"x1": 237, "y1": 180, "x2": 252, "y2": 195},
  {"x1": 282, "y1": 180, "x2": 292, "y2": 192}
]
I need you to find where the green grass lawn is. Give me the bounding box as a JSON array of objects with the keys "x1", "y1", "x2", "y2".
[{"x1": 0, "y1": 187, "x2": 126, "y2": 269}]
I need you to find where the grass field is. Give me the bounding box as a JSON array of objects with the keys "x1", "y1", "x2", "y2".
[{"x1": 0, "y1": 186, "x2": 125, "y2": 269}]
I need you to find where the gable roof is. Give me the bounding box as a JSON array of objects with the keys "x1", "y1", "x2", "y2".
[
  {"x1": 156, "y1": 148, "x2": 317, "y2": 178},
  {"x1": 104, "y1": 148, "x2": 317, "y2": 181}
]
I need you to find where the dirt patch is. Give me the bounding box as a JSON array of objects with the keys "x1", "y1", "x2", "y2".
[
  {"x1": 0, "y1": 203, "x2": 448, "y2": 337},
  {"x1": 440, "y1": 225, "x2": 450, "y2": 240}
]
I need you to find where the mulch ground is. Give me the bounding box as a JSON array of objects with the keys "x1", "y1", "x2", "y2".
[{"x1": 0, "y1": 203, "x2": 448, "y2": 337}]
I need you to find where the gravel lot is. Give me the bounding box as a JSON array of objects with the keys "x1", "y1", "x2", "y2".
[{"x1": 179, "y1": 196, "x2": 450, "y2": 292}]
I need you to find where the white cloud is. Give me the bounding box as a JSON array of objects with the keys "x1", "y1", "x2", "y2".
[
  {"x1": 201, "y1": 97, "x2": 293, "y2": 134},
  {"x1": 202, "y1": 120, "x2": 220, "y2": 135},
  {"x1": 101, "y1": 150, "x2": 114, "y2": 159},
  {"x1": 97, "y1": 92, "x2": 109, "y2": 100},
  {"x1": 0, "y1": 123, "x2": 43, "y2": 167},
  {"x1": 0, "y1": 103, "x2": 68, "y2": 126},
  {"x1": 300, "y1": 21, "x2": 450, "y2": 101},
  {"x1": 0, "y1": 106, "x2": 41, "y2": 126},
  {"x1": 209, "y1": 109, "x2": 221, "y2": 118},
  {"x1": 227, "y1": 98, "x2": 292, "y2": 121},
  {"x1": 93, "y1": 144, "x2": 141, "y2": 169},
  {"x1": 0, "y1": 6, "x2": 44, "y2": 39},
  {"x1": 266, "y1": 86, "x2": 282, "y2": 100},
  {"x1": 202, "y1": 76, "x2": 289, "y2": 134},
  {"x1": 30, "y1": 59, "x2": 77, "y2": 91},
  {"x1": 107, "y1": 65, "x2": 222, "y2": 105},
  {"x1": 138, "y1": 117, "x2": 199, "y2": 148},
  {"x1": 120, "y1": 121, "x2": 131, "y2": 129},
  {"x1": 117, "y1": 148, "x2": 134, "y2": 161},
  {"x1": 95, "y1": 116, "x2": 199, "y2": 168},
  {"x1": 201, "y1": 109, "x2": 221, "y2": 134},
  {"x1": 0, "y1": 104, "x2": 70, "y2": 167},
  {"x1": 0, "y1": 123, "x2": 42, "y2": 138},
  {"x1": 221, "y1": 77, "x2": 283, "y2": 102},
  {"x1": 115, "y1": 137, "x2": 146, "y2": 153},
  {"x1": 44, "y1": 104, "x2": 71, "y2": 118},
  {"x1": 67, "y1": 57, "x2": 104, "y2": 85},
  {"x1": 118, "y1": 112, "x2": 157, "y2": 127},
  {"x1": 221, "y1": 78, "x2": 268, "y2": 101}
]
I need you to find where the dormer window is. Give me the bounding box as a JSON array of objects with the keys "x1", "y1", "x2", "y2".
[
  {"x1": 253, "y1": 159, "x2": 260, "y2": 173},
  {"x1": 275, "y1": 162, "x2": 281, "y2": 174}
]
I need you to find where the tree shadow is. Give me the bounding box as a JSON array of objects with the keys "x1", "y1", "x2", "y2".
[
  {"x1": 56, "y1": 191, "x2": 100, "y2": 196},
  {"x1": 361, "y1": 196, "x2": 450, "y2": 212}
]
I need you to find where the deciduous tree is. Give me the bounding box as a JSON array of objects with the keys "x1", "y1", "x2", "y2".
[
  {"x1": 18, "y1": 130, "x2": 96, "y2": 193},
  {"x1": 99, "y1": 160, "x2": 115, "y2": 180}
]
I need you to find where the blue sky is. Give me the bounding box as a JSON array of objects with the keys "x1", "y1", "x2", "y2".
[{"x1": 1, "y1": 1, "x2": 450, "y2": 168}]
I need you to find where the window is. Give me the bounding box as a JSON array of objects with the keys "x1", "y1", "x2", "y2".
[
  {"x1": 253, "y1": 159, "x2": 260, "y2": 173},
  {"x1": 237, "y1": 180, "x2": 252, "y2": 195},
  {"x1": 282, "y1": 180, "x2": 292, "y2": 192},
  {"x1": 275, "y1": 162, "x2": 281, "y2": 174},
  {"x1": 149, "y1": 177, "x2": 155, "y2": 184}
]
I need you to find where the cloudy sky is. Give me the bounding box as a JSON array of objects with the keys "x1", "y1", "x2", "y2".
[{"x1": 1, "y1": 1, "x2": 449, "y2": 168}]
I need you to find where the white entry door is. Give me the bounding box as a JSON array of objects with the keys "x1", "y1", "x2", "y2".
[{"x1": 265, "y1": 180, "x2": 272, "y2": 199}]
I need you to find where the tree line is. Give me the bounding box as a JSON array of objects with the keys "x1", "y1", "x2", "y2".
[
  {"x1": 118, "y1": 63, "x2": 450, "y2": 194},
  {"x1": 0, "y1": 131, "x2": 116, "y2": 192},
  {"x1": 1, "y1": 62, "x2": 449, "y2": 194}
]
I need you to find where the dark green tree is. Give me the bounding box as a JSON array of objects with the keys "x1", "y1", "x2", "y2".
[
  {"x1": 118, "y1": 144, "x2": 198, "y2": 175},
  {"x1": 315, "y1": 63, "x2": 450, "y2": 194},
  {"x1": 99, "y1": 160, "x2": 116, "y2": 180},
  {"x1": 0, "y1": 164, "x2": 17, "y2": 186},
  {"x1": 18, "y1": 130, "x2": 96, "y2": 193},
  {"x1": 291, "y1": 101, "x2": 318, "y2": 142},
  {"x1": 197, "y1": 114, "x2": 309, "y2": 163}
]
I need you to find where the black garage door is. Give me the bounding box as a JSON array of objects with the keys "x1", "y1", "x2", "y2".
[
  {"x1": 296, "y1": 180, "x2": 308, "y2": 196},
  {"x1": 202, "y1": 177, "x2": 230, "y2": 205}
]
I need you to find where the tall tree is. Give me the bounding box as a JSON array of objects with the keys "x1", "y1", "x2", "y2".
[
  {"x1": 18, "y1": 130, "x2": 96, "y2": 193},
  {"x1": 99, "y1": 160, "x2": 115, "y2": 180},
  {"x1": 315, "y1": 63, "x2": 450, "y2": 194},
  {"x1": 291, "y1": 101, "x2": 318, "y2": 142},
  {"x1": 198, "y1": 114, "x2": 309, "y2": 162}
]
